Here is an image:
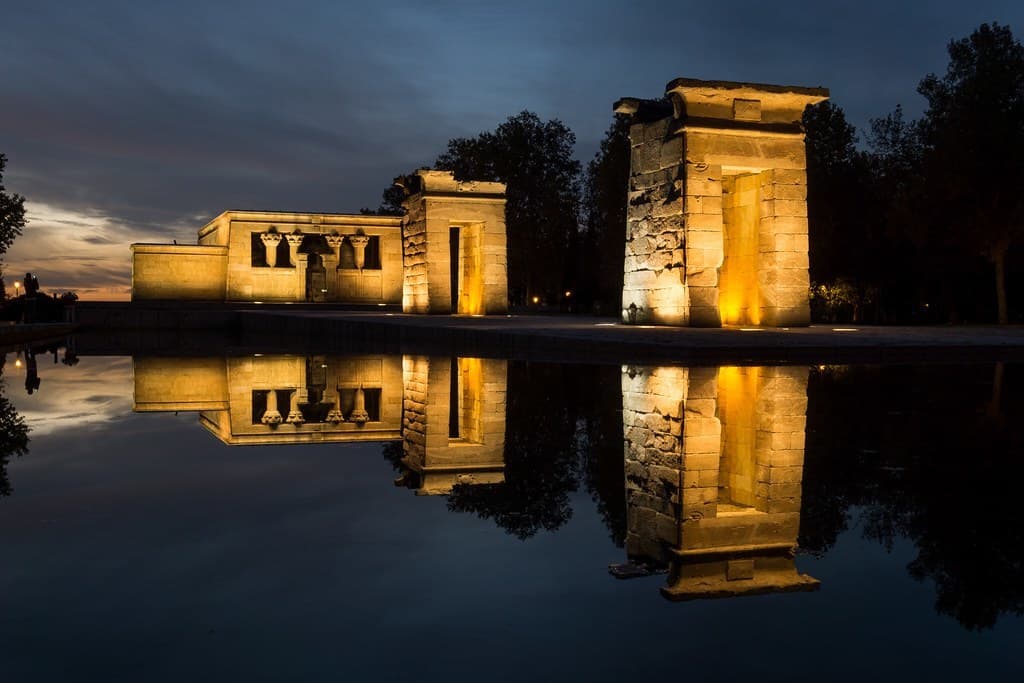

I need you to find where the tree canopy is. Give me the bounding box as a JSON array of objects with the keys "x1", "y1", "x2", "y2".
[
  {"x1": 916, "y1": 22, "x2": 1024, "y2": 323},
  {"x1": 579, "y1": 115, "x2": 631, "y2": 314},
  {"x1": 0, "y1": 154, "x2": 26, "y2": 257},
  {"x1": 435, "y1": 112, "x2": 581, "y2": 306}
]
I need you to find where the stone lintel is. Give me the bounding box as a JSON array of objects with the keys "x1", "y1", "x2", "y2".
[
  {"x1": 666, "y1": 77, "x2": 829, "y2": 125},
  {"x1": 395, "y1": 169, "x2": 506, "y2": 200},
  {"x1": 614, "y1": 97, "x2": 674, "y2": 123},
  {"x1": 673, "y1": 117, "x2": 806, "y2": 138}
]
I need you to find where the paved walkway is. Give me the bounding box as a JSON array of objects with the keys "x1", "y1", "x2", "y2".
[{"x1": 237, "y1": 310, "x2": 1024, "y2": 363}]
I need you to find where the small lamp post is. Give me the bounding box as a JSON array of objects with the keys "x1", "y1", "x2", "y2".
[{"x1": 13, "y1": 281, "x2": 20, "y2": 298}]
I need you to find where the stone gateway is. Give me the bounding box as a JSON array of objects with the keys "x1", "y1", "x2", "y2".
[{"x1": 616, "y1": 78, "x2": 828, "y2": 327}]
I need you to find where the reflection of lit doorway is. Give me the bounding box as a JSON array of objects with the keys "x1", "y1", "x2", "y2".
[
  {"x1": 448, "y1": 356, "x2": 483, "y2": 442},
  {"x1": 717, "y1": 366, "x2": 761, "y2": 514},
  {"x1": 449, "y1": 225, "x2": 485, "y2": 314},
  {"x1": 307, "y1": 253, "x2": 326, "y2": 302}
]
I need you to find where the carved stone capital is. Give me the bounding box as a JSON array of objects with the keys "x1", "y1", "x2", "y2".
[
  {"x1": 285, "y1": 233, "x2": 305, "y2": 247},
  {"x1": 260, "y1": 232, "x2": 282, "y2": 246}
]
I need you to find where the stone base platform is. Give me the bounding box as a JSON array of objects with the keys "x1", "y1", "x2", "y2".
[{"x1": 72, "y1": 302, "x2": 1024, "y2": 364}]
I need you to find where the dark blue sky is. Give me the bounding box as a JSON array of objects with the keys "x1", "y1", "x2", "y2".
[{"x1": 0, "y1": 1, "x2": 1021, "y2": 296}]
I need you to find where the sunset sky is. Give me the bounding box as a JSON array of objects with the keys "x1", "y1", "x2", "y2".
[{"x1": 2, "y1": 1, "x2": 1021, "y2": 299}]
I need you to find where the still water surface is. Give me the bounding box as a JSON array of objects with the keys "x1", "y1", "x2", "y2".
[{"x1": 0, "y1": 347, "x2": 1022, "y2": 681}]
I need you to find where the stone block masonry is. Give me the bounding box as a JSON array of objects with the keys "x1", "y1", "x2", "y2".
[
  {"x1": 616, "y1": 77, "x2": 828, "y2": 327},
  {"x1": 398, "y1": 171, "x2": 508, "y2": 315},
  {"x1": 620, "y1": 363, "x2": 818, "y2": 598}
]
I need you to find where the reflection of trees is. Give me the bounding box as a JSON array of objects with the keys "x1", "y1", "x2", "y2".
[
  {"x1": 0, "y1": 356, "x2": 30, "y2": 497},
  {"x1": 451, "y1": 362, "x2": 628, "y2": 541},
  {"x1": 385, "y1": 361, "x2": 626, "y2": 541},
  {"x1": 802, "y1": 364, "x2": 1024, "y2": 629},
  {"x1": 447, "y1": 362, "x2": 582, "y2": 539}
]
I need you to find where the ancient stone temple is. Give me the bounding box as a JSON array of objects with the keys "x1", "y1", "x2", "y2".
[
  {"x1": 616, "y1": 78, "x2": 829, "y2": 327},
  {"x1": 130, "y1": 170, "x2": 508, "y2": 314},
  {"x1": 618, "y1": 364, "x2": 818, "y2": 600}
]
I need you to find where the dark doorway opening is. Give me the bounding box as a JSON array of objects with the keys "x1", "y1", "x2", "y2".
[
  {"x1": 450, "y1": 227, "x2": 460, "y2": 313},
  {"x1": 306, "y1": 253, "x2": 327, "y2": 302}
]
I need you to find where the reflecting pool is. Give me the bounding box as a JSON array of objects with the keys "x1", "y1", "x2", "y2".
[{"x1": 1, "y1": 344, "x2": 1022, "y2": 681}]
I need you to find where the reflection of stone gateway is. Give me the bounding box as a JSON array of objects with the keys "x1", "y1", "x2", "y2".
[
  {"x1": 620, "y1": 364, "x2": 819, "y2": 600},
  {"x1": 132, "y1": 354, "x2": 507, "y2": 495}
]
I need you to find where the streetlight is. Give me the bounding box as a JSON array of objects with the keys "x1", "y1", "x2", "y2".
[{"x1": 13, "y1": 281, "x2": 20, "y2": 297}]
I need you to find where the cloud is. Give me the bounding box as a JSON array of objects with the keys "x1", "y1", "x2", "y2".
[{"x1": 1, "y1": 355, "x2": 135, "y2": 437}]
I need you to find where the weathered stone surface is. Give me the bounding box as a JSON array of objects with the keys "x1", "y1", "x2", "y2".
[{"x1": 619, "y1": 77, "x2": 825, "y2": 328}]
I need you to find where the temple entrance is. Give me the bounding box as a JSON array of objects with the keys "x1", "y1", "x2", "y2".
[
  {"x1": 450, "y1": 227, "x2": 460, "y2": 312},
  {"x1": 306, "y1": 253, "x2": 327, "y2": 302},
  {"x1": 719, "y1": 173, "x2": 763, "y2": 326},
  {"x1": 449, "y1": 224, "x2": 484, "y2": 314}
]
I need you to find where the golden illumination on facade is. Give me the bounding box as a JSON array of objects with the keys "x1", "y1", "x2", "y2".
[
  {"x1": 132, "y1": 354, "x2": 507, "y2": 495},
  {"x1": 719, "y1": 174, "x2": 763, "y2": 326},
  {"x1": 129, "y1": 171, "x2": 509, "y2": 315},
  {"x1": 619, "y1": 364, "x2": 817, "y2": 600},
  {"x1": 616, "y1": 77, "x2": 828, "y2": 327},
  {"x1": 397, "y1": 171, "x2": 508, "y2": 315}
]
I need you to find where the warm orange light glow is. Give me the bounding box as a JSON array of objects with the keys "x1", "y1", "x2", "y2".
[
  {"x1": 719, "y1": 173, "x2": 762, "y2": 326},
  {"x1": 717, "y1": 366, "x2": 761, "y2": 510},
  {"x1": 457, "y1": 357, "x2": 484, "y2": 443},
  {"x1": 15, "y1": 358, "x2": 23, "y2": 368},
  {"x1": 531, "y1": 296, "x2": 539, "y2": 304},
  {"x1": 564, "y1": 290, "x2": 571, "y2": 298}
]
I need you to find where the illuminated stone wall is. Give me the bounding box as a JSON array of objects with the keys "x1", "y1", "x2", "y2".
[
  {"x1": 130, "y1": 244, "x2": 227, "y2": 301},
  {"x1": 616, "y1": 78, "x2": 828, "y2": 327},
  {"x1": 130, "y1": 173, "x2": 509, "y2": 312},
  {"x1": 399, "y1": 170, "x2": 508, "y2": 315},
  {"x1": 620, "y1": 364, "x2": 818, "y2": 599},
  {"x1": 205, "y1": 211, "x2": 403, "y2": 304},
  {"x1": 132, "y1": 211, "x2": 404, "y2": 304},
  {"x1": 400, "y1": 355, "x2": 507, "y2": 494}
]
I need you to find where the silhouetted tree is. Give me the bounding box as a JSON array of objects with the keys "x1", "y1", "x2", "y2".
[
  {"x1": 0, "y1": 154, "x2": 25, "y2": 256},
  {"x1": 917, "y1": 23, "x2": 1024, "y2": 323},
  {"x1": 862, "y1": 105, "x2": 926, "y2": 322},
  {"x1": 1, "y1": 153, "x2": 27, "y2": 292},
  {"x1": 360, "y1": 183, "x2": 406, "y2": 217},
  {"x1": 580, "y1": 115, "x2": 630, "y2": 315},
  {"x1": 447, "y1": 362, "x2": 582, "y2": 538},
  {"x1": 435, "y1": 112, "x2": 582, "y2": 307},
  {"x1": 804, "y1": 103, "x2": 876, "y2": 321}
]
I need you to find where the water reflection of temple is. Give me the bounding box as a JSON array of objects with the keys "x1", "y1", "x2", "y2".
[
  {"x1": 133, "y1": 355, "x2": 506, "y2": 494},
  {"x1": 620, "y1": 365, "x2": 818, "y2": 600}
]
